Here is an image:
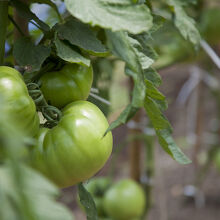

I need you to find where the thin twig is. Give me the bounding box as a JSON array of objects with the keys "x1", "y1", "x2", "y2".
[{"x1": 89, "y1": 92, "x2": 111, "y2": 105}]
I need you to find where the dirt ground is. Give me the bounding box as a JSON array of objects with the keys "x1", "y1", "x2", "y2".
[{"x1": 60, "y1": 64, "x2": 220, "y2": 220}]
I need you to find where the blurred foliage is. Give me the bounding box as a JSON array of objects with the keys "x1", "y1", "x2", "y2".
[
  {"x1": 199, "y1": 8, "x2": 220, "y2": 45},
  {"x1": 152, "y1": 21, "x2": 196, "y2": 69}
]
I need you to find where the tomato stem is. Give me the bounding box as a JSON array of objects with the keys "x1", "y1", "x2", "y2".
[
  {"x1": 8, "y1": 15, "x2": 25, "y2": 37},
  {"x1": 13, "y1": 0, "x2": 29, "y2": 40},
  {"x1": 129, "y1": 110, "x2": 142, "y2": 182},
  {"x1": 27, "y1": 82, "x2": 62, "y2": 128},
  {"x1": 0, "y1": 1, "x2": 8, "y2": 65},
  {"x1": 142, "y1": 132, "x2": 155, "y2": 219}
]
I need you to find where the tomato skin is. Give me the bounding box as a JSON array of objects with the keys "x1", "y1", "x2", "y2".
[
  {"x1": 30, "y1": 101, "x2": 113, "y2": 188},
  {"x1": 0, "y1": 66, "x2": 39, "y2": 137},
  {"x1": 103, "y1": 179, "x2": 146, "y2": 220},
  {"x1": 39, "y1": 64, "x2": 93, "y2": 108}
]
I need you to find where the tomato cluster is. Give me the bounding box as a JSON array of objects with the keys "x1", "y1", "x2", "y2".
[
  {"x1": 84, "y1": 178, "x2": 146, "y2": 220},
  {"x1": 1, "y1": 64, "x2": 113, "y2": 188}
]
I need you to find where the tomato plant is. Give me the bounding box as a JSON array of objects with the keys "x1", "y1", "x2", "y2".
[
  {"x1": 0, "y1": 66, "x2": 39, "y2": 137},
  {"x1": 30, "y1": 101, "x2": 113, "y2": 188},
  {"x1": 39, "y1": 63, "x2": 93, "y2": 108},
  {"x1": 103, "y1": 179, "x2": 146, "y2": 220},
  {"x1": 0, "y1": 0, "x2": 213, "y2": 219}
]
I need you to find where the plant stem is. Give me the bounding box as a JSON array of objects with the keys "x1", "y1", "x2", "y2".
[
  {"x1": 0, "y1": 1, "x2": 8, "y2": 65},
  {"x1": 129, "y1": 77, "x2": 143, "y2": 182},
  {"x1": 142, "y1": 134, "x2": 155, "y2": 219},
  {"x1": 8, "y1": 15, "x2": 25, "y2": 37},
  {"x1": 129, "y1": 110, "x2": 143, "y2": 182},
  {"x1": 13, "y1": 0, "x2": 29, "y2": 40}
]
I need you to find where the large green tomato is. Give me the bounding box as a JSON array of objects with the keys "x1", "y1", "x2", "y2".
[
  {"x1": 30, "y1": 101, "x2": 112, "y2": 188},
  {"x1": 103, "y1": 179, "x2": 146, "y2": 220},
  {"x1": 0, "y1": 66, "x2": 39, "y2": 137},
  {"x1": 39, "y1": 64, "x2": 93, "y2": 108}
]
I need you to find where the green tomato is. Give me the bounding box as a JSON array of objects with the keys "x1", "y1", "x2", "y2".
[
  {"x1": 103, "y1": 179, "x2": 146, "y2": 220},
  {"x1": 39, "y1": 64, "x2": 93, "y2": 108},
  {"x1": 30, "y1": 101, "x2": 113, "y2": 188},
  {"x1": 0, "y1": 66, "x2": 39, "y2": 137}
]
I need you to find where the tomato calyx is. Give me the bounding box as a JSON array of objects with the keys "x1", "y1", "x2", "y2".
[{"x1": 27, "y1": 82, "x2": 62, "y2": 128}]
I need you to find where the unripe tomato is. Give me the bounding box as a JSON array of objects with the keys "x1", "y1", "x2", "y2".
[
  {"x1": 30, "y1": 101, "x2": 112, "y2": 188},
  {"x1": 39, "y1": 64, "x2": 93, "y2": 108},
  {"x1": 0, "y1": 66, "x2": 39, "y2": 137},
  {"x1": 103, "y1": 179, "x2": 146, "y2": 220}
]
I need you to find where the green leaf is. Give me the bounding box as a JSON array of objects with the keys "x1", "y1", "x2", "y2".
[
  {"x1": 78, "y1": 183, "x2": 98, "y2": 220},
  {"x1": 143, "y1": 67, "x2": 162, "y2": 87},
  {"x1": 158, "y1": 130, "x2": 191, "y2": 164},
  {"x1": 105, "y1": 104, "x2": 138, "y2": 134},
  {"x1": 104, "y1": 12, "x2": 190, "y2": 164},
  {"x1": 56, "y1": 19, "x2": 108, "y2": 56},
  {"x1": 145, "y1": 79, "x2": 165, "y2": 102},
  {"x1": 0, "y1": 164, "x2": 74, "y2": 220},
  {"x1": 127, "y1": 37, "x2": 154, "y2": 70},
  {"x1": 150, "y1": 14, "x2": 166, "y2": 34},
  {"x1": 126, "y1": 67, "x2": 146, "y2": 107},
  {"x1": 105, "y1": 31, "x2": 145, "y2": 132},
  {"x1": 30, "y1": 0, "x2": 63, "y2": 22},
  {"x1": 106, "y1": 31, "x2": 157, "y2": 132},
  {"x1": 144, "y1": 96, "x2": 191, "y2": 164},
  {"x1": 143, "y1": 70, "x2": 190, "y2": 164},
  {"x1": 10, "y1": 0, "x2": 50, "y2": 32},
  {"x1": 166, "y1": 0, "x2": 201, "y2": 46},
  {"x1": 106, "y1": 30, "x2": 142, "y2": 73},
  {"x1": 106, "y1": 31, "x2": 147, "y2": 107},
  {"x1": 13, "y1": 37, "x2": 51, "y2": 72},
  {"x1": 131, "y1": 33, "x2": 158, "y2": 61},
  {"x1": 145, "y1": 96, "x2": 171, "y2": 131},
  {"x1": 65, "y1": 0, "x2": 153, "y2": 34},
  {"x1": 54, "y1": 36, "x2": 90, "y2": 67},
  {"x1": 106, "y1": 28, "x2": 190, "y2": 164}
]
